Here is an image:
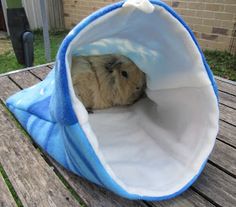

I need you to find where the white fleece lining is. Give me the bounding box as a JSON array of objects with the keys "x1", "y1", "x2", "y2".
[{"x1": 65, "y1": 4, "x2": 219, "y2": 197}]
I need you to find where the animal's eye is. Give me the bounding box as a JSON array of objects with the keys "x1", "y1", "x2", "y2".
[
  {"x1": 121, "y1": 71, "x2": 128, "y2": 78},
  {"x1": 136, "y1": 87, "x2": 140, "y2": 90}
]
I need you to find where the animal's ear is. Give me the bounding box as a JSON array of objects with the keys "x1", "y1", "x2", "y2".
[{"x1": 105, "y1": 58, "x2": 122, "y2": 71}]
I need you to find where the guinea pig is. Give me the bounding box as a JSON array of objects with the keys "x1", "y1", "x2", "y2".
[{"x1": 71, "y1": 54, "x2": 146, "y2": 110}]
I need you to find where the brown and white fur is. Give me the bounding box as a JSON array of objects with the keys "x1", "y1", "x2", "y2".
[{"x1": 71, "y1": 54, "x2": 146, "y2": 110}]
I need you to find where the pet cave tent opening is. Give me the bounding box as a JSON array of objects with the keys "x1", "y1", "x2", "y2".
[{"x1": 6, "y1": 0, "x2": 219, "y2": 200}]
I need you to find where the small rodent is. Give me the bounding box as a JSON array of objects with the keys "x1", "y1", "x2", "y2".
[{"x1": 71, "y1": 54, "x2": 146, "y2": 111}]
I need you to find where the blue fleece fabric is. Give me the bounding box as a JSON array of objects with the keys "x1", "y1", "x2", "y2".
[{"x1": 6, "y1": 0, "x2": 218, "y2": 200}]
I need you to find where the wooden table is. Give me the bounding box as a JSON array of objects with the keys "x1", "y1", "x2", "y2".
[{"x1": 0, "y1": 63, "x2": 235, "y2": 207}]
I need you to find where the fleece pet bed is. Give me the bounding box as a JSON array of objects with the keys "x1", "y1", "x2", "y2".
[{"x1": 6, "y1": 0, "x2": 219, "y2": 200}]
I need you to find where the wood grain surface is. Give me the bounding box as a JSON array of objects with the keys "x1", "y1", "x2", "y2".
[
  {"x1": 193, "y1": 164, "x2": 236, "y2": 207},
  {"x1": 216, "y1": 79, "x2": 236, "y2": 96},
  {"x1": 218, "y1": 120, "x2": 236, "y2": 147},
  {"x1": 0, "y1": 105, "x2": 80, "y2": 207},
  {"x1": 0, "y1": 65, "x2": 236, "y2": 207},
  {"x1": 30, "y1": 66, "x2": 52, "y2": 80}
]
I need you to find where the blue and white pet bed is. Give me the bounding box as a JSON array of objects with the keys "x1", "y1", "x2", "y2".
[{"x1": 6, "y1": 0, "x2": 219, "y2": 201}]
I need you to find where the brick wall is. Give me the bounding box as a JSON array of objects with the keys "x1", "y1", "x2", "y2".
[{"x1": 63, "y1": 0, "x2": 236, "y2": 53}]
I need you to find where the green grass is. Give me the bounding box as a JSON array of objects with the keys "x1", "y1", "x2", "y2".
[
  {"x1": 0, "y1": 163, "x2": 24, "y2": 207},
  {"x1": 0, "y1": 32, "x2": 235, "y2": 81},
  {"x1": 204, "y1": 50, "x2": 236, "y2": 81},
  {"x1": 0, "y1": 30, "x2": 67, "y2": 74}
]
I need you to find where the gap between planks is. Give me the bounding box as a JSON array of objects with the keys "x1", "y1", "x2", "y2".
[{"x1": 0, "y1": 168, "x2": 18, "y2": 207}]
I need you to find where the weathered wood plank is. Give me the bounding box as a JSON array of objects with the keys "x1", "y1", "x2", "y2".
[
  {"x1": 216, "y1": 79, "x2": 236, "y2": 96},
  {"x1": 210, "y1": 140, "x2": 236, "y2": 176},
  {"x1": 218, "y1": 120, "x2": 236, "y2": 147},
  {"x1": 2, "y1": 67, "x2": 236, "y2": 207},
  {"x1": 9, "y1": 71, "x2": 40, "y2": 89},
  {"x1": 30, "y1": 66, "x2": 51, "y2": 80},
  {"x1": 0, "y1": 63, "x2": 54, "y2": 78},
  {"x1": 193, "y1": 164, "x2": 236, "y2": 207},
  {"x1": 0, "y1": 105, "x2": 80, "y2": 207},
  {"x1": 220, "y1": 104, "x2": 236, "y2": 126},
  {"x1": 0, "y1": 174, "x2": 17, "y2": 207},
  {"x1": 150, "y1": 189, "x2": 215, "y2": 207},
  {"x1": 219, "y1": 91, "x2": 236, "y2": 109},
  {"x1": 0, "y1": 76, "x2": 21, "y2": 101},
  {"x1": 52, "y1": 159, "x2": 149, "y2": 207},
  {"x1": 215, "y1": 77, "x2": 236, "y2": 85}
]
